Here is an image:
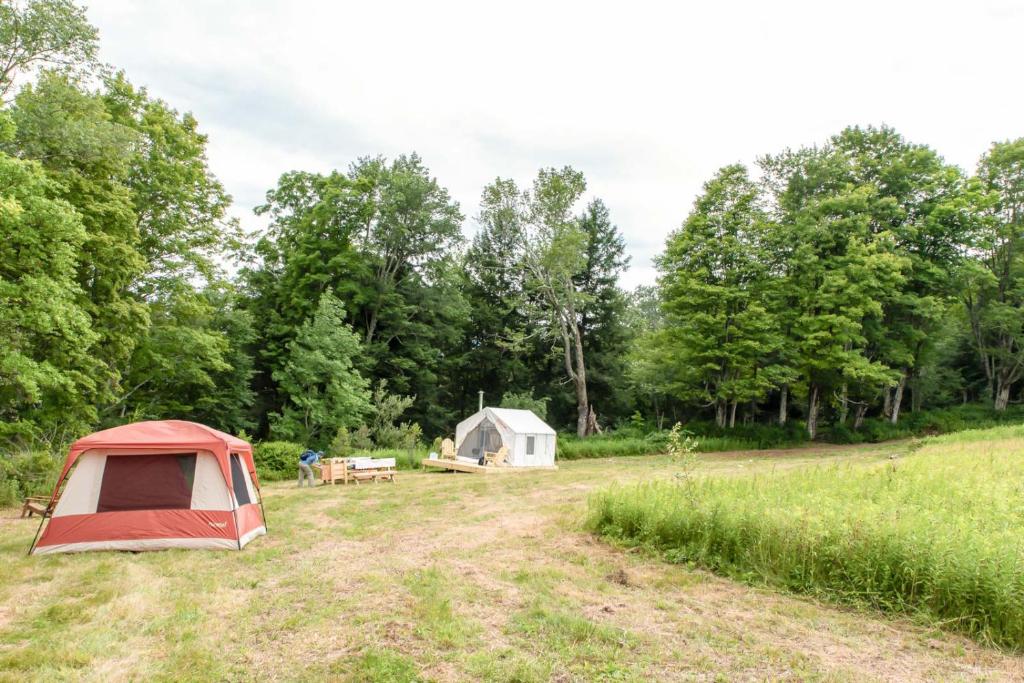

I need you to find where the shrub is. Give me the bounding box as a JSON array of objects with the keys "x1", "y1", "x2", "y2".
[
  {"x1": 361, "y1": 447, "x2": 428, "y2": 471},
  {"x1": 351, "y1": 425, "x2": 373, "y2": 451},
  {"x1": 328, "y1": 427, "x2": 352, "y2": 458},
  {"x1": 370, "y1": 380, "x2": 415, "y2": 448},
  {"x1": 0, "y1": 450, "x2": 61, "y2": 506},
  {"x1": 499, "y1": 391, "x2": 550, "y2": 421},
  {"x1": 252, "y1": 441, "x2": 304, "y2": 481}
]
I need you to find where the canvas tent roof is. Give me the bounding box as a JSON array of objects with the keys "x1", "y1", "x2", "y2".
[{"x1": 478, "y1": 408, "x2": 556, "y2": 435}]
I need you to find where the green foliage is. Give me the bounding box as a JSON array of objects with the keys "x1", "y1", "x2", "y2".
[
  {"x1": 270, "y1": 293, "x2": 371, "y2": 447},
  {"x1": 0, "y1": 0, "x2": 99, "y2": 101},
  {"x1": 8, "y1": 72, "x2": 150, "y2": 404},
  {"x1": 245, "y1": 154, "x2": 468, "y2": 437},
  {"x1": 0, "y1": 449, "x2": 61, "y2": 506},
  {"x1": 0, "y1": 148, "x2": 99, "y2": 440},
  {"x1": 589, "y1": 426, "x2": 1024, "y2": 649},
  {"x1": 251, "y1": 441, "x2": 304, "y2": 481},
  {"x1": 557, "y1": 435, "x2": 657, "y2": 460},
  {"x1": 328, "y1": 427, "x2": 352, "y2": 459},
  {"x1": 351, "y1": 425, "x2": 374, "y2": 451},
  {"x1": 368, "y1": 380, "x2": 414, "y2": 449},
  {"x1": 657, "y1": 165, "x2": 790, "y2": 426},
  {"x1": 962, "y1": 139, "x2": 1024, "y2": 410},
  {"x1": 498, "y1": 390, "x2": 549, "y2": 420}
]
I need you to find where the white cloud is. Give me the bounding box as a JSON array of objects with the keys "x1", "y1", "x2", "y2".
[{"x1": 85, "y1": 0, "x2": 1024, "y2": 289}]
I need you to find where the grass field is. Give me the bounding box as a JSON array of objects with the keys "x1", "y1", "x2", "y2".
[{"x1": 1, "y1": 437, "x2": 1022, "y2": 681}]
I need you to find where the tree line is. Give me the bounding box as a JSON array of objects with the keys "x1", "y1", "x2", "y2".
[{"x1": 2, "y1": 0, "x2": 1023, "y2": 452}]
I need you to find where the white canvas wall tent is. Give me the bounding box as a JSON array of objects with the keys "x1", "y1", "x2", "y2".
[{"x1": 453, "y1": 407, "x2": 557, "y2": 468}]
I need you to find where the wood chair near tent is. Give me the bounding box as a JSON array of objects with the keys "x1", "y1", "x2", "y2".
[
  {"x1": 440, "y1": 438, "x2": 455, "y2": 460},
  {"x1": 484, "y1": 446, "x2": 509, "y2": 467},
  {"x1": 21, "y1": 496, "x2": 52, "y2": 518}
]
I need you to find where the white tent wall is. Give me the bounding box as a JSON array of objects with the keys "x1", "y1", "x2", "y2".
[
  {"x1": 53, "y1": 452, "x2": 106, "y2": 516},
  {"x1": 192, "y1": 452, "x2": 232, "y2": 510},
  {"x1": 511, "y1": 433, "x2": 556, "y2": 467}
]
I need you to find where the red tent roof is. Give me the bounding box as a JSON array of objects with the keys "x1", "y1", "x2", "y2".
[
  {"x1": 53, "y1": 421, "x2": 259, "y2": 507},
  {"x1": 70, "y1": 420, "x2": 251, "y2": 453}
]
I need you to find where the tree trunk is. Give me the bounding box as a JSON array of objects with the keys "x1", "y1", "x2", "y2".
[
  {"x1": 838, "y1": 384, "x2": 849, "y2": 426},
  {"x1": 585, "y1": 405, "x2": 602, "y2": 435},
  {"x1": 572, "y1": 326, "x2": 590, "y2": 438},
  {"x1": 728, "y1": 401, "x2": 737, "y2": 428},
  {"x1": 807, "y1": 384, "x2": 819, "y2": 440},
  {"x1": 890, "y1": 372, "x2": 907, "y2": 425},
  {"x1": 715, "y1": 400, "x2": 726, "y2": 428},
  {"x1": 882, "y1": 388, "x2": 892, "y2": 419},
  {"x1": 778, "y1": 385, "x2": 788, "y2": 426},
  {"x1": 853, "y1": 404, "x2": 868, "y2": 430},
  {"x1": 365, "y1": 307, "x2": 379, "y2": 345},
  {"x1": 995, "y1": 380, "x2": 1011, "y2": 411},
  {"x1": 557, "y1": 315, "x2": 591, "y2": 438}
]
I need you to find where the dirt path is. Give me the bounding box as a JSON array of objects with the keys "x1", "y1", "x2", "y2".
[{"x1": 1, "y1": 445, "x2": 1022, "y2": 681}]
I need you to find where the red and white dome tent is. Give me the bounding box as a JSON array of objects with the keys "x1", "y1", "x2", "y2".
[{"x1": 29, "y1": 420, "x2": 267, "y2": 555}]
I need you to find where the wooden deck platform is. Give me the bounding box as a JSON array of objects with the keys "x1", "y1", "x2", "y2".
[{"x1": 421, "y1": 459, "x2": 558, "y2": 474}]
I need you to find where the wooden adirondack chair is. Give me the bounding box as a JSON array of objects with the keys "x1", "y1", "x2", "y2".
[
  {"x1": 484, "y1": 446, "x2": 509, "y2": 467},
  {"x1": 21, "y1": 496, "x2": 52, "y2": 518},
  {"x1": 440, "y1": 438, "x2": 455, "y2": 460}
]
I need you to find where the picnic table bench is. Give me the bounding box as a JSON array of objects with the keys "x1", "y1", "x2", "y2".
[{"x1": 320, "y1": 457, "x2": 397, "y2": 485}]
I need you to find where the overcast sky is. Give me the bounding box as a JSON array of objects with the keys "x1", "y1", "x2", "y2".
[{"x1": 85, "y1": 0, "x2": 1023, "y2": 289}]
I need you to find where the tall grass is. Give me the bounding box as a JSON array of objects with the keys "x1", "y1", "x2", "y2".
[{"x1": 588, "y1": 425, "x2": 1024, "y2": 650}]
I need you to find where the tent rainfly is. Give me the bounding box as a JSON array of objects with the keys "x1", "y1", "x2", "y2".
[
  {"x1": 30, "y1": 420, "x2": 266, "y2": 555},
  {"x1": 455, "y1": 407, "x2": 557, "y2": 467}
]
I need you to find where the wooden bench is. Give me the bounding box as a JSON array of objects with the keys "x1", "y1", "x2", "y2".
[
  {"x1": 349, "y1": 469, "x2": 396, "y2": 484},
  {"x1": 21, "y1": 496, "x2": 51, "y2": 518}
]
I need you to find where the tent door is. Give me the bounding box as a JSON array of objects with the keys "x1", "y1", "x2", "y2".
[{"x1": 457, "y1": 418, "x2": 503, "y2": 460}]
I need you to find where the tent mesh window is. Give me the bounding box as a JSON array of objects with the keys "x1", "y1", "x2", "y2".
[
  {"x1": 229, "y1": 453, "x2": 252, "y2": 506},
  {"x1": 96, "y1": 453, "x2": 196, "y2": 512},
  {"x1": 526, "y1": 436, "x2": 535, "y2": 455},
  {"x1": 457, "y1": 418, "x2": 503, "y2": 459}
]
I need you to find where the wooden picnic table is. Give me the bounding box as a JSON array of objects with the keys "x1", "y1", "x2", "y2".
[{"x1": 320, "y1": 457, "x2": 397, "y2": 485}]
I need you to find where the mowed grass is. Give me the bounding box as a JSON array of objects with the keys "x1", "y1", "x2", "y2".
[
  {"x1": 0, "y1": 437, "x2": 1022, "y2": 681},
  {"x1": 588, "y1": 426, "x2": 1024, "y2": 650}
]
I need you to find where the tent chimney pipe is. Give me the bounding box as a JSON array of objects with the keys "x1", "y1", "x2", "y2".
[{"x1": 478, "y1": 390, "x2": 484, "y2": 411}]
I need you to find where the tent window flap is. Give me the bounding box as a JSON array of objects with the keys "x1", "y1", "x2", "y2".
[
  {"x1": 230, "y1": 454, "x2": 252, "y2": 506},
  {"x1": 97, "y1": 453, "x2": 196, "y2": 512}
]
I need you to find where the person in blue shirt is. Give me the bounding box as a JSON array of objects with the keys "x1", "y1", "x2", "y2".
[{"x1": 298, "y1": 449, "x2": 322, "y2": 488}]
